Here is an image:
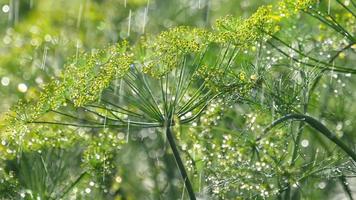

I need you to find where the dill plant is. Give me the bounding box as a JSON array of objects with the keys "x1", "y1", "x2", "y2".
[{"x1": 1, "y1": 0, "x2": 356, "y2": 199}]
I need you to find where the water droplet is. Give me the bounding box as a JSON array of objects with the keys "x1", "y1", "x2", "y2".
[
  {"x1": 301, "y1": 139, "x2": 309, "y2": 148},
  {"x1": 1, "y1": 77, "x2": 10, "y2": 86},
  {"x1": 85, "y1": 188, "x2": 91, "y2": 193},
  {"x1": 3, "y1": 35, "x2": 11, "y2": 44},
  {"x1": 318, "y1": 181, "x2": 326, "y2": 189},
  {"x1": 2, "y1": 5, "x2": 9, "y2": 13},
  {"x1": 35, "y1": 77, "x2": 43, "y2": 85},
  {"x1": 115, "y1": 176, "x2": 122, "y2": 183},
  {"x1": 17, "y1": 83, "x2": 28, "y2": 93},
  {"x1": 336, "y1": 122, "x2": 343, "y2": 131}
]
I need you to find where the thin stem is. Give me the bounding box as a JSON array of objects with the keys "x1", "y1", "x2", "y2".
[
  {"x1": 339, "y1": 175, "x2": 354, "y2": 200},
  {"x1": 165, "y1": 125, "x2": 196, "y2": 200},
  {"x1": 259, "y1": 114, "x2": 356, "y2": 162},
  {"x1": 57, "y1": 171, "x2": 87, "y2": 199},
  {"x1": 285, "y1": 71, "x2": 308, "y2": 199},
  {"x1": 267, "y1": 36, "x2": 356, "y2": 74},
  {"x1": 336, "y1": 0, "x2": 356, "y2": 19}
]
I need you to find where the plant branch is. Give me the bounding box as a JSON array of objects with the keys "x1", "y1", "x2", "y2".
[
  {"x1": 165, "y1": 125, "x2": 196, "y2": 200},
  {"x1": 57, "y1": 171, "x2": 87, "y2": 199},
  {"x1": 258, "y1": 114, "x2": 356, "y2": 162}
]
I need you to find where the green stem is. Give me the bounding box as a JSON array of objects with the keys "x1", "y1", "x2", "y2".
[
  {"x1": 262, "y1": 114, "x2": 356, "y2": 162},
  {"x1": 57, "y1": 171, "x2": 87, "y2": 199},
  {"x1": 339, "y1": 175, "x2": 354, "y2": 200},
  {"x1": 285, "y1": 71, "x2": 308, "y2": 199},
  {"x1": 165, "y1": 126, "x2": 196, "y2": 200}
]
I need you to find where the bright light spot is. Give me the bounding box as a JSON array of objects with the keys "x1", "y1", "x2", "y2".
[
  {"x1": 292, "y1": 182, "x2": 299, "y2": 188},
  {"x1": 2, "y1": 5, "x2": 9, "y2": 13},
  {"x1": 44, "y1": 34, "x2": 52, "y2": 42},
  {"x1": 115, "y1": 176, "x2": 122, "y2": 183},
  {"x1": 18, "y1": 83, "x2": 28, "y2": 93},
  {"x1": 318, "y1": 181, "x2": 326, "y2": 189},
  {"x1": 345, "y1": 120, "x2": 351, "y2": 126},
  {"x1": 3, "y1": 35, "x2": 11, "y2": 44},
  {"x1": 35, "y1": 77, "x2": 43, "y2": 85},
  {"x1": 1, "y1": 77, "x2": 10, "y2": 86},
  {"x1": 336, "y1": 122, "x2": 343, "y2": 131},
  {"x1": 117, "y1": 132, "x2": 125, "y2": 140},
  {"x1": 85, "y1": 188, "x2": 91, "y2": 194},
  {"x1": 20, "y1": 192, "x2": 25, "y2": 198},
  {"x1": 344, "y1": 0, "x2": 350, "y2": 6},
  {"x1": 301, "y1": 139, "x2": 309, "y2": 148},
  {"x1": 89, "y1": 181, "x2": 95, "y2": 186}
]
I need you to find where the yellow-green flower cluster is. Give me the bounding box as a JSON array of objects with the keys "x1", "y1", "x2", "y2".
[
  {"x1": 11, "y1": 42, "x2": 133, "y2": 124},
  {"x1": 214, "y1": 0, "x2": 315, "y2": 47},
  {"x1": 0, "y1": 42, "x2": 133, "y2": 159},
  {"x1": 290, "y1": 0, "x2": 316, "y2": 11},
  {"x1": 15, "y1": 80, "x2": 67, "y2": 122},
  {"x1": 82, "y1": 130, "x2": 126, "y2": 178},
  {"x1": 0, "y1": 113, "x2": 84, "y2": 160},
  {"x1": 63, "y1": 42, "x2": 133, "y2": 107},
  {"x1": 196, "y1": 65, "x2": 256, "y2": 97},
  {"x1": 143, "y1": 27, "x2": 210, "y2": 77},
  {"x1": 0, "y1": 0, "x2": 320, "y2": 195},
  {"x1": 142, "y1": 0, "x2": 316, "y2": 78},
  {"x1": 277, "y1": 0, "x2": 316, "y2": 16},
  {"x1": 214, "y1": 6, "x2": 276, "y2": 46}
]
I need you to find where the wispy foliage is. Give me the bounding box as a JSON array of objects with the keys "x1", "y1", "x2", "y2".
[{"x1": 2, "y1": 0, "x2": 356, "y2": 199}]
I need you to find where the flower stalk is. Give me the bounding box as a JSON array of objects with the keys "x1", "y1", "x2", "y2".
[
  {"x1": 165, "y1": 124, "x2": 196, "y2": 200},
  {"x1": 261, "y1": 114, "x2": 356, "y2": 162}
]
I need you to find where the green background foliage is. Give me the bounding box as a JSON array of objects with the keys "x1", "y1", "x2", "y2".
[{"x1": 1, "y1": 0, "x2": 356, "y2": 199}]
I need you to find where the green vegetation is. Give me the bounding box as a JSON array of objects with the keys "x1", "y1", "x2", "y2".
[{"x1": 1, "y1": 0, "x2": 356, "y2": 199}]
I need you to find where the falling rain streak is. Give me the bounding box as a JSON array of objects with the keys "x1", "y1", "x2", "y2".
[
  {"x1": 77, "y1": 2, "x2": 84, "y2": 28},
  {"x1": 40, "y1": 46, "x2": 48, "y2": 70},
  {"x1": 126, "y1": 119, "x2": 130, "y2": 143},
  {"x1": 142, "y1": 0, "x2": 149, "y2": 34},
  {"x1": 9, "y1": 0, "x2": 19, "y2": 25},
  {"x1": 128, "y1": 9, "x2": 132, "y2": 37}
]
